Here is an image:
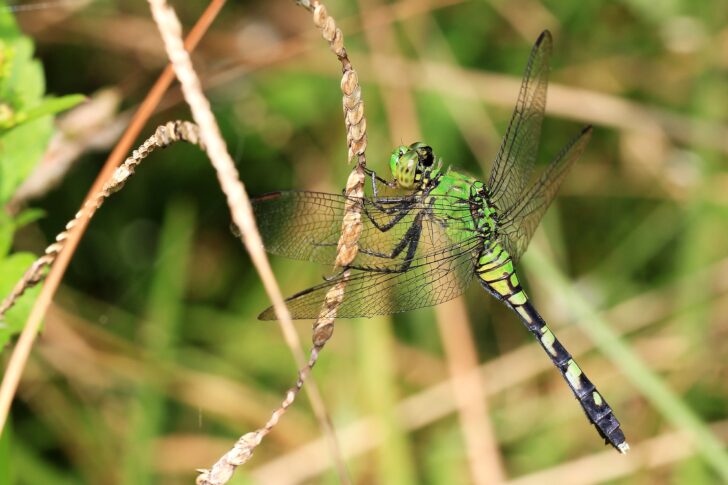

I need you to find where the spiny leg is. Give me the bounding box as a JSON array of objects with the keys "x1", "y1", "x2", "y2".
[
  {"x1": 309, "y1": 197, "x2": 416, "y2": 256},
  {"x1": 362, "y1": 199, "x2": 415, "y2": 231},
  {"x1": 350, "y1": 211, "x2": 424, "y2": 274},
  {"x1": 364, "y1": 168, "x2": 396, "y2": 198},
  {"x1": 308, "y1": 196, "x2": 416, "y2": 255}
]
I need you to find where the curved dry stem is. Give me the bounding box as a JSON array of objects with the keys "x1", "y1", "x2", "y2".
[
  {"x1": 0, "y1": 121, "x2": 200, "y2": 317},
  {"x1": 145, "y1": 2, "x2": 352, "y2": 484},
  {"x1": 196, "y1": 3, "x2": 369, "y2": 484},
  {"x1": 146, "y1": 0, "x2": 372, "y2": 483},
  {"x1": 0, "y1": 0, "x2": 225, "y2": 435}
]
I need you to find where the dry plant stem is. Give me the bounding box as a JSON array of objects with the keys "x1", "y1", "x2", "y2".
[
  {"x1": 0, "y1": 0, "x2": 225, "y2": 434},
  {"x1": 299, "y1": 0, "x2": 368, "y2": 415},
  {"x1": 195, "y1": 1, "x2": 367, "y2": 483},
  {"x1": 145, "y1": 1, "x2": 360, "y2": 483},
  {"x1": 435, "y1": 300, "x2": 506, "y2": 484},
  {"x1": 197, "y1": 3, "x2": 368, "y2": 482},
  {"x1": 145, "y1": 3, "x2": 343, "y2": 484},
  {"x1": 0, "y1": 122, "x2": 199, "y2": 318}
]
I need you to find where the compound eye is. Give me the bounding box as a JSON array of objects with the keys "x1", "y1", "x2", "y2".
[{"x1": 418, "y1": 146, "x2": 434, "y2": 167}]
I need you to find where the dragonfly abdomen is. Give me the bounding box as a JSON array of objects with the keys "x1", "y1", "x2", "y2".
[
  {"x1": 476, "y1": 242, "x2": 629, "y2": 452},
  {"x1": 514, "y1": 301, "x2": 629, "y2": 453},
  {"x1": 475, "y1": 242, "x2": 528, "y2": 308}
]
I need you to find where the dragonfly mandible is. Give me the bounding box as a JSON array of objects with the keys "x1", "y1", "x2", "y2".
[{"x1": 251, "y1": 30, "x2": 629, "y2": 453}]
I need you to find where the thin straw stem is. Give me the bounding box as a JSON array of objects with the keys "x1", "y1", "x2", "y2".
[{"x1": 145, "y1": 2, "x2": 349, "y2": 484}]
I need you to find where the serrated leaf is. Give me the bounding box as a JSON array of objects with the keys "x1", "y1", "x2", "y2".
[{"x1": 0, "y1": 251, "x2": 41, "y2": 348}]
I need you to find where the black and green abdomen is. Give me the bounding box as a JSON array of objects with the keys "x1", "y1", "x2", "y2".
[{"x1": 476, "y1": 242, "x2": 629, "y2": 452}]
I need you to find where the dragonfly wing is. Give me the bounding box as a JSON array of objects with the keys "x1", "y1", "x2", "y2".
[
  {"x1": 251, "y1": 190, "x2": 475, "y2": 271},
  {"x1": 487, "y1": 30, "x2": 551, "y2": 216},
  {"x1": 258, "y1": 234, "x2": 481, "y2": 319},
  {"x1": 498, "y1": 126, "x2": 592, "y2": 262},
  {"x1": 252, "y1": 191, "x2": 344, "y2": 265}
]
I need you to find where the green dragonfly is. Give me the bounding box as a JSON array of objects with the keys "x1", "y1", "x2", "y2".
[{"x1": 252, "y1": 30, "x2": 628, "y2": 453}]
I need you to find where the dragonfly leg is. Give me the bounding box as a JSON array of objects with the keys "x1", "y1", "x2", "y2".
[
  {"x1": 364, "y1": 168, "x2": 397, "y2": 198},
  {"x1": 322, "y1": 268, "x2": 347, "y2": 282},
  {"x1": 350, "y1": 212, "x2": 424, "y2": 273},
  {"x1": 362, "y1": 199, "x2": 414, "y2": 231}
]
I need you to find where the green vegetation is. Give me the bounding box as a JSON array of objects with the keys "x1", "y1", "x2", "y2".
[
  {"x1": 2, "y1": 0, "x2": 727, "y2": 483},
  {"x1": 0, "y1": 3, "x2": 81, "y2": 347}
]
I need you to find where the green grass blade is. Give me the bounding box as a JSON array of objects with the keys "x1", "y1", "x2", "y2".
[
  {"x1": 356, "y1": 316, "x2": 418, "y2": 484},
  {"x1": 120, "y1": 199, "x2": 196, "y2": 484},
  {"x1": 0, "y1": 422, "x2": 11, "y2": 484}
]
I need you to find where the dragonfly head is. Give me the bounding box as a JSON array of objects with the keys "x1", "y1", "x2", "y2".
[{"x1": 389, "y1": 142, "x2": 440, "y2": 190}]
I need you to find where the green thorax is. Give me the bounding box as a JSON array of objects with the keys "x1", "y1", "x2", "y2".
[{"x1": 389, "y1": 142, "x2": 498, "y2": 236}]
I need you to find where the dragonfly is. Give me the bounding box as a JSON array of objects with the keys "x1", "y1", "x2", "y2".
[{"x1": 251, "y1": 30, "x2": 628, "y2": 453}]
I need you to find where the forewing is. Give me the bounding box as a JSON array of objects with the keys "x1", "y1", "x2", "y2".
[
  {"x1": 497, "y1": 126, "x2": 592, "y2": 262},
  {"x1": 252, "y1": 191, "x2": 344, "y2": 265},
  {"x1": 251, "y1": 191, "x2": 475, "y2": 271},
  {"x1": 258, "y1": 233, "x2": 482, "y2": 319},
  {"x1": 487, "y1": 30, "x2": 551, "y2": 216}
]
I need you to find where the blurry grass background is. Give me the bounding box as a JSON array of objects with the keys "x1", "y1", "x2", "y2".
[{"x1": 3, "y1": 0, "x2": 728, "y2": 483}]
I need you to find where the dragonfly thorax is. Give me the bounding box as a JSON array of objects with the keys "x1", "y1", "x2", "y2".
[
  {"x1": 389, "y1": 142, "x2": 442, "y2": 191},
  {"x1": 467, "y1": 181, "x2": 498, "y2": 236}
]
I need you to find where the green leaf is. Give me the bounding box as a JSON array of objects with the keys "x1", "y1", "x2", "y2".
[
  {"x1": 13, "y1": 207, "x2": 45, "y2": 229},
  {"x1": 0, "y1": 421, "x2": 12, "y2": 485},
  {"x1": 13, "y1": 40, "x2": 43, "y2": 106},
  {"x1": 0, "y1": 37, "x2": 43, "y2": 108},
  {"x1": 0, "y1": 209, "x2": 44, "y2": 259},
  {"x1": 0, "y1": 115, "x2": 53, "y2": 203},
  {"x1": 0, "y1": 251, "x2": 41, "y2": 348},
  {"x1": 0, "y1": 211, "x2": 11, "y2": 257},
  {"x1": 20, "y1": 94, "x2": 86, "y2": 125},
  {"x1": 0, "y1": 4, "x2": 23, "y2": 41}
]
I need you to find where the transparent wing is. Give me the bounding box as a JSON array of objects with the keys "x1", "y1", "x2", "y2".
[
  {"x1": 252, "y1": 191, "x2": 476, "y2": 272},
  {"x1": 258, "y1": 234, "x2": 482, "y2": 319},
  {"x1": 497, "y1": 126, "x2": 592, "y2": 262},
  {"x1": 487, "y1": 30, "x2": 551, "y2": 216}
]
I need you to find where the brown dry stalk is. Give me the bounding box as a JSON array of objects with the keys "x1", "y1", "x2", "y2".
[
  {"x1": 196, "y1": 3, "x2": 367, "y2": 483},
  {"x1": 0, "y1": 0, "x2": 225, "y2": 434},
  {"x1": 145, "y1": 2, "x2": 347, "y2": 484},
  {"x1": 145, "y1": 1, "x2": 365, "y2": 483}
]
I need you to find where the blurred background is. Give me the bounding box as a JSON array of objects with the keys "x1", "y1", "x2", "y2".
[{"x1": 2, "y1": 0, "x2": 728, "y2": 483}]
